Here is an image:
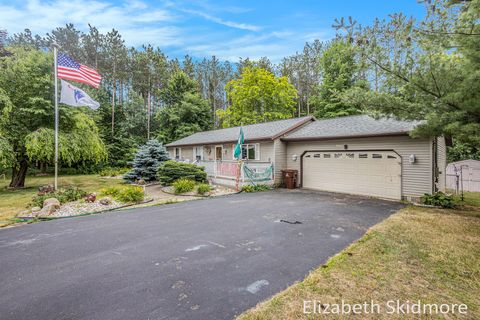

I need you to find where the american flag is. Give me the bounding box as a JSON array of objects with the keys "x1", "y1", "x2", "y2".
[{"x1": 57, "y1": 52, "x2": 101, "y2": 88}]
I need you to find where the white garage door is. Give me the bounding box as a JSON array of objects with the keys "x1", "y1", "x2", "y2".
[{"x1": 302, "y1": 151, "x2": 402, "y2": 200}]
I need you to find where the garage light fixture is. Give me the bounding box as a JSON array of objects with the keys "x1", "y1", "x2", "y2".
[
  {"x1": 409, "y1": 154, "x2": 416, "y2": 164},
  {"x1": 292, "y1": 154, "x2": 298, "y2": 161}
]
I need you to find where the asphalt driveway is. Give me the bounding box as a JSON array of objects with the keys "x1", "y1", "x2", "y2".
[{"x1": 0, "y1": 189, "x2": 403, "y2": 320}]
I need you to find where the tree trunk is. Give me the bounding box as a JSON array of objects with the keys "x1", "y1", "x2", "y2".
[{"x1": 9, "y1": 159, "x2": 28, "y2": 188}]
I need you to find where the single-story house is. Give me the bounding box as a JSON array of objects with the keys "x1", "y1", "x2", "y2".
[{"x1": 165, "y1": 115, "x2": 446, "y2": 202}]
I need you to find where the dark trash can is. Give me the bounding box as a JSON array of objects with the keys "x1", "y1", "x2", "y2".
[{"x1": 282, "y1": 169, "x2": 298, "y2": 189}]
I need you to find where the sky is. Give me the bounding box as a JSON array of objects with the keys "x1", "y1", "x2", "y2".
[{"x1": 0, "y1": 0, "x2": 427, "y2": 62}]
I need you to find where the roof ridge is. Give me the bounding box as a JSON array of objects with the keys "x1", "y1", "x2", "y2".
[{"x1": 187, "y1": 115, "x2": 313, "y2": 135}]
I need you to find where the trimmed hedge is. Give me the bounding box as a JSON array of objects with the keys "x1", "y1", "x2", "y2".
[{"x1": 157, "y1": 160, "x2": 207, "y2": 185}]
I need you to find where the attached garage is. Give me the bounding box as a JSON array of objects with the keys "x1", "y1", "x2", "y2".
[
  {"x1": 281, "y1": 115, "x2": 446, "y2": 201},
  {"x1": 302, "y1": 150, "x2": 402, "y2": 200}
]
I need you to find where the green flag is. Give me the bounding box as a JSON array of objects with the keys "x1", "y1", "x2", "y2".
[{"x1": 234, "y1": 127, "x2": 244, "y2": 159}]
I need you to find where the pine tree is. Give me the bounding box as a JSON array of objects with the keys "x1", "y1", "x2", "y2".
[{"x1": 124, "y1": 140, "x2": 170, "y2": 182}]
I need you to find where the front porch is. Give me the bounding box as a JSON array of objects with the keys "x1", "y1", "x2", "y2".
[{"x1": 195, "y1": 160, "x2": 275, "y2": 188}]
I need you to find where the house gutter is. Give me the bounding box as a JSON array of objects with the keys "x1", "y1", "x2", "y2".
[
  {"x1": 281, "y1": 132, "x2": 411, "y2": 142},
  {"x1": 166, "y1": 117, "x2": 316, "y2": 147}
]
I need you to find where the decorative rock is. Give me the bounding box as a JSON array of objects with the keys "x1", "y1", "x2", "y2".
[
  {"x1": 38, "y1": 184, "x2": 55, "y2": 195},
  {"x1": 19, "y1": 209, "x2": 31, "y2": 216},
  {"x1": 37, "y1": 204, "x2": 59, "y2": 217},
  {"x1": 85, "y1": 193, "x2": 97, "y2": 203},
  {"x1": 137, "y1": 179, "x2": 146, "y2": 185},
  {"x1": 31, "y1": 206, "x2": 41, "y2": 213},
  {"x1": 43, "y1": 198, "x2": 60, "y2": 208},
  {"x1": 99, "y1": 197, "x2": 112, "y2": 205}
]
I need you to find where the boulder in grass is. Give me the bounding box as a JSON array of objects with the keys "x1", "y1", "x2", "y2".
[
  {"x1": 19, "y1": 209, "x2": 31, "y2": 216},
  {"x1": 31, "y1": 206, "x2": 41, "y2": 213},
  {"x1": 38, "y1": 184, "x2": 55, "y2": 196},
  {"x1": 85, "y1": 193, "x2": 96, "y2": 203},
  {"x1": 37, "y1": 204, "x2": 59, "y2": 217},
  {"x1": 99, "y1": 197, "x2": 112, "y2": 205},
  {"x1": 43, "y1": 198, "x2": 60, "y2": 208},
  {"x1": 137, "y1": 179, "x2": 146, "y2": 185}
]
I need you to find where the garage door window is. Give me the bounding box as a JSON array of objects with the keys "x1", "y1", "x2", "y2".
[
  {"x1": 323, "y1": 154, "x2": 331, "y2": 158},
  {"x1": 387, "y1": 155, "x2": 397, "y2": 159},
  {"x1": 372, "y1": 154, "x2": 383, "y2": 159},
  {"x1": 346, "y1": 153, "x2": 354, "y2": 159},
  {"x1": 359, "y1": 153, "x2": 368, "y2": 158},
  {"x1": 334, "y1": 153, "x2": 343, "y2": 159},
  {"x1": 314, "y1": 154, "x2": 321, "y2": 158}
]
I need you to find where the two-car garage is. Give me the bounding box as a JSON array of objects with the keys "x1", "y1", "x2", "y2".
[{"x1": 301, "y1": 150, "x2": 402, "y2": 200}]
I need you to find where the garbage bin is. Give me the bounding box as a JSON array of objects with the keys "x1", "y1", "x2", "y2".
[{"x1": 282, "y1": 169, "x2": 298, "y2": 189}]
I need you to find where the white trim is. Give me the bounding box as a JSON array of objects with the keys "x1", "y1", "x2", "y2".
[
  {"x1": 174, "y1": 147, "x2": 182, "y2": 160},
  {"x1": 193, "y1": 145, "x2": 204, "y2": 160},
  {"x1": 215, "y1": 145, "x2": 223, "y2": 160},
  {"x1": 234, "y1": 143, "x2": 260, "y2": 161}
]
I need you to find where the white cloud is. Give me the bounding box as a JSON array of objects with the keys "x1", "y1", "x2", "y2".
[
  {"x1": 0, "y1": 0, "x2": 180, "y2": 46},
  {"x1": 180, "y1": 8, "x2": 261, "y2": 31},
  {"x1": 0, "y1": 0, "x2": 333, "y2": 61}
]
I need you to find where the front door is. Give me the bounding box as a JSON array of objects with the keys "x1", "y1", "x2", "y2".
[{"x1": 215, "y1": 146, "x2": 223, "y2": 160}]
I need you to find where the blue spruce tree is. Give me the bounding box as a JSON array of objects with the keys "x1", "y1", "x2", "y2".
[{"x1": 124, "y1": 139, "x2": 170, "y2": 182}]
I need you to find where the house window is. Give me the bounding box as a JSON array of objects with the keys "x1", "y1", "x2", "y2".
[
  {"x1": 239, "y1": 144, "x2": 259, "y2": 160},
  {"x1": 174, "y1": 147, "x2": 181, "y2": 160},
  {"x1": 193, "y1": 146, "x2": 203, "y2": 161}
]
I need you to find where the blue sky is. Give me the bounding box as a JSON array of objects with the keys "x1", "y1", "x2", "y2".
[{"x1": 0, "y1": 0, "x2": 427, "y2": 62}]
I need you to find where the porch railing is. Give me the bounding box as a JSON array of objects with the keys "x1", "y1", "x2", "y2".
[{"x1": 195, "y1": 160, "x2": 273, "y2": 182}]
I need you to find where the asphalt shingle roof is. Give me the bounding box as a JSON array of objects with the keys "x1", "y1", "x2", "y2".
[
  {"x1": 282, "y1": 115, "x2": 419, "y2": 140},
  {"x1": 165, "y1": 116, "x2": 313, "y2": 147}
]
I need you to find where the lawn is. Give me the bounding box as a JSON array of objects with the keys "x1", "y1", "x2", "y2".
[
  {"x1": 0, "y1": 174, "x2": 125, "y2": 227},
  {"x1": 238, "y1": 192, "x2": 480, "y2": 319}
]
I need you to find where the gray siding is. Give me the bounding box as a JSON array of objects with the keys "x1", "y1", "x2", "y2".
[
  {"x1": 273, "y1": 139, "x2": 287, "y2": 184},
  {"x1": 285, "y1": 135, "x2": 433, "y2": 198},
  {"x1": 436, "y1": 136, "x2": 446, "y2": 192}
]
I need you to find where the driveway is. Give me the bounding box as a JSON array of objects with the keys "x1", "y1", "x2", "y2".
[{"x1": 0, "y1": 189, "x2": 403, "y2": 320}]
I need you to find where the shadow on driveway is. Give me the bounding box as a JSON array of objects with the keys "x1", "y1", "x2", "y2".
[{"x1": 0, "y1": 189, "x2": 403, "y2": 320}]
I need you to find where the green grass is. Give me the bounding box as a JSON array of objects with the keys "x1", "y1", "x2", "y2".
[
  {"x1": 0, "y1": 174, "x2": 125, "y2": 227},
  {"x1": 457, "y1": 191, "x2": 480, "y2": 208},
  {"x1": 238, "y1": 192, "x2": 480, "y2": 319}
]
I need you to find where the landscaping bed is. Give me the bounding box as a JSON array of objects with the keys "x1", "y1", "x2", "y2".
[
  {"x1": 19, "y1": 198, "x2": 124, "y2": 218},
  {"x1": 161, "y1": 184, "x2": 237, "y2": 197}
]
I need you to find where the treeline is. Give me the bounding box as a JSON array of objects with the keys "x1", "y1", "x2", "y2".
[{"x1": 0, "y1": 0, "x2": 479, "y2": 188}]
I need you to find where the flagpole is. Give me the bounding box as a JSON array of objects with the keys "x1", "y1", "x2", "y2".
[{"x1": 53, "y1": 43, "x2": 59, "y2": 190}]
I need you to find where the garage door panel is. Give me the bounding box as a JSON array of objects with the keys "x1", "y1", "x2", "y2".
[{"x1": 303, "y1": 151, "x2": 401, "y2": 200}]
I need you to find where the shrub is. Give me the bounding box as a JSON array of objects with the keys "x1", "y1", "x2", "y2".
[
  {"x1": 242, "y1": 184, "x2": 271, "y2": 193},
  {"x1": 172, "y1": 178, "x2": 196, "y2": 194},
  {"x1": 124, "y1": 139, "x2": 170, "y2": 182},
  {"x1": 197, "y1": 183, "x2": 211, "y2": 195},
  {"x1": 116, "y1": 186, "x2": 144, "y2": 203},
  {"x1": 99, "y1": 167, "x2": 130, "y2": 177},
  {"x1": 100, "y1": 186, "x2": 121, "y2": 197},
  {"x1": 157, "y1": 160, "x2": 207, "y2": 185},
  {"x1": 31, "y1": 186, "x2": 87, "y2": 208},
  {"x1": 101, "y1": 185, "x2": 144, "y2": 203},
  {"x1": 421, "y1": 191, "x2": 455, "y2": 208}
]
